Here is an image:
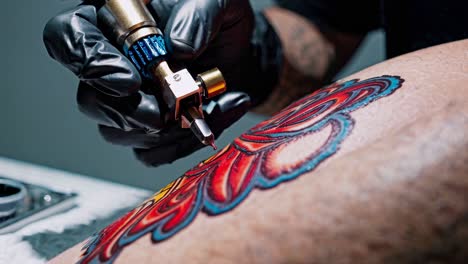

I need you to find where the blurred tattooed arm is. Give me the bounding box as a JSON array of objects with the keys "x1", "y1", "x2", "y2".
[{"x1": 253, "y1": 6, "x2": 366, "y2": 115}]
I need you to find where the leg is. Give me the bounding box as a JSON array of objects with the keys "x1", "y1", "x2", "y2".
[{"x1": 52, "y1": 39, "x2": 468, "y2": 264}]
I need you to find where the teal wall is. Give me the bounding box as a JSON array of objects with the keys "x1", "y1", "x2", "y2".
[{"x1": 0, "y1": 0, "x2": 384, "y2": 190}]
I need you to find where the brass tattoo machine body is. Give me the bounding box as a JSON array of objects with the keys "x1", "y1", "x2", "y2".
[{"x1": 97, "y1": 0, "x2": 227, "y2": 149}]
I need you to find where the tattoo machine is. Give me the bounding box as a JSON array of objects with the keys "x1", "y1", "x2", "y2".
[{"x1": 96, "y1": 0, "x2": 227, "y2": 149}]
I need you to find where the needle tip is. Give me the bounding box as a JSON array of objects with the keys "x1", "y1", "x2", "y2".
[{"x1": 210, "y1": 142, "x2": 217, "y2": 150}]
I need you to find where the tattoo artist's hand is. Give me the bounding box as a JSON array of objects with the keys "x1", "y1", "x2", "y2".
[
  {"x1": 97, "y1": 91, "x2": 250, "y2": 166},
  {"x1": 42, "y1": 0, "x2": 263, "y2": 166}
]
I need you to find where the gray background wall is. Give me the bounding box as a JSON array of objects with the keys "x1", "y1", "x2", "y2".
[{"x1": 0, "y1": 0, "x2": 385, "y2": 191}]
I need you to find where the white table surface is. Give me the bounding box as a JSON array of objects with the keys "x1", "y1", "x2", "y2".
[{"x1": 0, "y1": 157, "x2": 151, "y2": 264}]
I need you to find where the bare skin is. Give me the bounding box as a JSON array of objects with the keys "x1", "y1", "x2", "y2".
[
  {"x1": 253, "y1": 7, "x2": 363, "y2": 115},
  {"x1": 50, "y1": 37, "x2": 468, "y2": 263}
]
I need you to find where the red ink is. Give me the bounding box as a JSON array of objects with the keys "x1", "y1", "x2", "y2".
[{"x1": 79, "y1": 76, "x2": 403, "y2": 263}]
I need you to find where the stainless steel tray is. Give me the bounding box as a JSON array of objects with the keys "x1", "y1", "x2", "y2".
[{"x1": 0, "y1": 177, "x2": 77, "y2": 234}]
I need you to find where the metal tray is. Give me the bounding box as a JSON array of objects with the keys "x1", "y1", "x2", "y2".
[{"x1": 0, "y1": 177, "x2": 77, "y2": 234}]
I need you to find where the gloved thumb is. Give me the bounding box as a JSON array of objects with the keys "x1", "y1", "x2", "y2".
[
  {"x1": 204, "y1": 92, "x2": 252, "y2": 136},
  {"x1": 162, "y1": 0, "x2": 226, "y2": 61}
]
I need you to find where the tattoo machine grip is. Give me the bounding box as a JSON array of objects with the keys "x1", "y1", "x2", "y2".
[{"x1": 96, "y1": 0, "x2": 227, "y2": 148}]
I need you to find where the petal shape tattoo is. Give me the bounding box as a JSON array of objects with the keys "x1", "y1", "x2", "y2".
[{"x1": 79, "y1": 75, "x2": 404, "y2": 263}]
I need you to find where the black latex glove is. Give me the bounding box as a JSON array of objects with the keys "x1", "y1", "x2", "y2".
[
  {"x1": 76, "y1": 79, "x2": 250, "y2": 166},
  {"x1": 95, "y1": 90, "x2": 251, "y2": 166},
  {"x1": 43, "y1": 0, "x2": 281, "y2": 166}
]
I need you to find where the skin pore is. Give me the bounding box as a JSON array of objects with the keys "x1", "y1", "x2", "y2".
[{"x1": 51, "y1": 38, "x2": 468, "y2": 263}]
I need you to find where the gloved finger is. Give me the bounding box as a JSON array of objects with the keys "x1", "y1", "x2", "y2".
[
  {"x1": 130, "y1": 92, "x2": 250, "y2": 167},
  {"x1": 97, "y1": 124, "x2": 192, "y2": 149},
  {"x1": 159, "y1": 0, "x2": 254, "y2": 95},
  {"x1": 204, "y1": 92, "x2": 251, "y2": 136},
  {"x1": 132, "y1": 92, "x2": 250, "y2": 167},
  {"x1": 133, "y1": 133, "x2": 203, "y2": 166},
  {"x1": 43, "y1": 4, "x2": 141, "y2": 97},
  {"x1": 162, "y1": 0, "x2": 227, "y2": 61},
  {"x1": 77, "y1": 81, "x2": 165, "y2": 131},
  {"x1": 147, "y1": 0, "x2": 180, "y2": 29}
]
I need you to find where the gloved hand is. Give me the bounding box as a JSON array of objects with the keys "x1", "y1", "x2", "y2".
[
  {"x1": 83, "y1": 84, "x2": 250, "y2": 166},
  {"x1": 43, "y1": 0, "x2": 281, "y2": 166}
]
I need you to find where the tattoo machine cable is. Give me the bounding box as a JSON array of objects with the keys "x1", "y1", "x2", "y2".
[{"x1": 96, "y1": 0, "x2": 227, "y2": 149}]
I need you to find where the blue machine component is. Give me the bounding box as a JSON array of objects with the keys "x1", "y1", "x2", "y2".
[{"x1": 126, "y1": 34, "x2": 168, "y2": 78}]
